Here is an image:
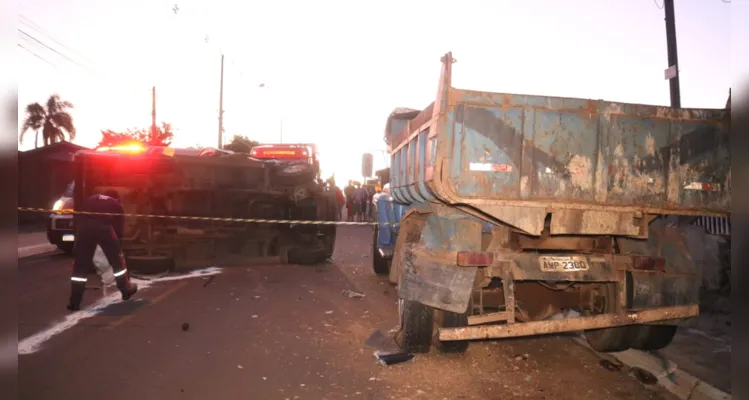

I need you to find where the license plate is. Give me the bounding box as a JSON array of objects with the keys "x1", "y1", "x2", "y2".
[
  {"x1": 62, "y1": 234, "x2": 75, "y2": 242},
  {"x1": 539, "y1": 256, "x2": 589, "y2": 272}
]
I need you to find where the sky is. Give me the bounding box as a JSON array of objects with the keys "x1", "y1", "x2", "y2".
[{"x1": 16, "y1": 0, "x2": 743, "y2": 185}]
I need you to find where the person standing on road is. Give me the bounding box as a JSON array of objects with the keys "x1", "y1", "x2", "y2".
[
  {"x1": 335, "y1": 185, "x2": 345, "y2": 219},
  {"x1": 344, "y1": 182, "x2": 355, "y2": 222},
  {"x1": 365, "y1": 185, "x2": 376, "y2": 221},
  {"x1": 353, "y1": 184, "x2": 367, "y2": 222},
  {"x1": 68, "y1": 190, "x2": 138, "y2": 311}
]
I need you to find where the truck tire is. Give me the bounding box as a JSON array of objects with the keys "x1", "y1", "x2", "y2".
[
  {"x1": 272, "y1": 162, "x2": 317, "y2": 186},
  {"x1": 126, "y1": 255, "x2": 174, "y2": 275},
  {"x1": 372, "y1": 226, "x2": 390, "y2": 275},
  {"x1": 396, "y1": 298, "x2": 433, "y2": 353},
  {"x1": 434, "y1": 308, "x2": 470, "y2": 354},
  {"x1": 629, "y1": 325, "x2": 677, "y2": 351},
  {"x1": 322, "y1": 203, "x2": 338, "y2": 259},
  {"x1": 288, "y1": 246, "x2": 328, "y2": 265},
  {"x1": 56, "y1": 242, "x2": 74, "y2": 255},
  {"x1": 584, "y1": 284, "x2": 632, "y2": 352}
]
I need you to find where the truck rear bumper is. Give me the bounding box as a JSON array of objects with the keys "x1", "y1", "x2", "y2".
[{"x1": 439, "y1": 304, "x2": 698, "y2": 341}]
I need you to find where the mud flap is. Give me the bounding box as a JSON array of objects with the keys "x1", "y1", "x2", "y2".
[{"x1": 398, "y1": 255, "x2": 477, "y2": 315}]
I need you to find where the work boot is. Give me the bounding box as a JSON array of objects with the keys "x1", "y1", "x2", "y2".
[
  {"x1": 67, "y1": 280, "x2": 86, "y2": 311},
  {"x1": 115, "y1": 271, "x2": 138, "y2": 301}
]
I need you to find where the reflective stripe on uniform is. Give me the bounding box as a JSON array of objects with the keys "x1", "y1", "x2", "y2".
[
  {"x1": 71, "y1": 277, "x2": 87, "y2": 282},
  {"x1": 113, "y1": 269, "x2": 127, "y2": 277}
]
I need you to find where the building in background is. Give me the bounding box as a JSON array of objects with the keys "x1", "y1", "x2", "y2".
[{"x1": 18, "y1": 142, "x2": 90, "y2": 226}]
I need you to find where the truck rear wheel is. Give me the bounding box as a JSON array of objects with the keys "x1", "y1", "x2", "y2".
[
  {"x1": 372, "y1": 226, "x2": 390, "y2": 275},
  {"x1": 396, "y1": 298, "x2": 433, "y2": 353},
  {"x1": 434, "y1": 308, "x2": 470, "y2": 354},
  {"x1": 584, "y1": 284, "x2": 632, "y2": 352},
  {"x1": 629, "y1": 325, "x2": 677, "y2": 351},
  {"x1": 272, "y1": 162, "x2": 317, "y2": 186}
]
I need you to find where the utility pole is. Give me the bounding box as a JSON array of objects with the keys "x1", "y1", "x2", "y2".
[
  {"x1": 664, "y1": 0, "x2": 681, "y2": 108},
  {"x1": 218, "y1": 53, "x2": 225, "y2": 148},
  {"x1": 150, "y1": 86, "x2": 156, "y2": 144}
]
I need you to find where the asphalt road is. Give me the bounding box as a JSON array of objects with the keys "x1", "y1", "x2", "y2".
[{"x1": 19, "y1": 226, "x2": 676, "y2": 400}]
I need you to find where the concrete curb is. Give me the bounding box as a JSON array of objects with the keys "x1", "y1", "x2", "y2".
[
  {"x1": 18, "y1": 243, "x2": 58, "y2": 259},
  {"x1": 573, "y1": 337, "x2": 731, "y2": 400}
]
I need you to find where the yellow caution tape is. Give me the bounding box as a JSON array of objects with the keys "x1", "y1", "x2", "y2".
[{"x1": 18, "y1": 207, "x2": 396, "y2": 226}]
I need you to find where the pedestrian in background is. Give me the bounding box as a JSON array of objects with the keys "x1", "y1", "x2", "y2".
[
  {"x1": 353, "y1": 184, "x2": 367, "y2": 222},
  {"x1": 335, "y1": 185, "x2": 345, "y2": 219},
  {"x1": 344, "y1": 182, "x2": 355, "y2": 222}
]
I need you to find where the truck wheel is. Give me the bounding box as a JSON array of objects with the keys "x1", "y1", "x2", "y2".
[
  {"x1": 56, "y1": 242, "x2": 74, "y2": 255},
  {"x1": 584, "y1": 284, "x2": 632, "y2": 352},
  {"x1": 372, "y1": 226, "x2": 390, "y2": 275},
  {"x1": 322, "y1": 203, "x2": 338, "y2": 259},
  {"x1": 126, "y1": 255, "x2": 174, "y2": 275},
  {"x1": 629, "y1": 325, "x2": 677, "y2": 351},
  {"x1": 288, "y1": 246, "x2": 328, "y2": 265},
  {"x1": 272, "y1": 162, "x2": 317, "y2": 186},
  {"x1": 434, "y1": 308, "x2": 470, "y2": 354},
  {"x1": 396, "y1": 298, "x2": 433, "y2": 353}
]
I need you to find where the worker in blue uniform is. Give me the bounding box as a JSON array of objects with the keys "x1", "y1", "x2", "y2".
[{"x1": 67, "y1": 190, "x2": 138, "y2": 311}]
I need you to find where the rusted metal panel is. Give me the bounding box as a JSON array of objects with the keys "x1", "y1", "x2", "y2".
[
  {"x1": 438, "y1": 304, "x2": 698, "y2": 341},
  {"x1": 387, "y1": 53, "x2": 730, "y2": 236},
  {"x1": 398, "y1": 251, "x2": 477, "y2": 315},
  {"x1": 629, "y1": 271, "x2": 699, "y2": 309},
  {"x1": 467, "y1": 311, "x2": 509, "y2": 325}
]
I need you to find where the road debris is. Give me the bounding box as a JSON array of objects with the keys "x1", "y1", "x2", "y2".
[
  {"x1": 237, "y1": 365, "x2": 244, "y2": 369},
  {"x1": 341, "y1": 289, "x2": 365, "y2": 299},
  {"x1": 365, "y1": 330, "x2": 396, "y2": 351},
  {"x1": 630, "y1": 367, "x2": 658, "y2": 385},
  {"x1": 600, "y1": 359, "x2": 623, "y2": 371},
  {"x1": 325, "y1": 310, "x2": 334, "y2": 314},
  {"x1": 374, "y1": 349, "x2": 414, "y2": 366},
  {"x1": 181, "y1": 322, "x2": 190, "y2": 332}
]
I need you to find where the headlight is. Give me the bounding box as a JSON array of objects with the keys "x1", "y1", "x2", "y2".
[{"x1": 53, "y1": 199, "x2": 63, "y2": 211}]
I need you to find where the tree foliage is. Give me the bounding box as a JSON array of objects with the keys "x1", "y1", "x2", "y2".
[
  {"x1": 223, "y1": 135, "x2": 259, "y2": 153},
  {"x1": 98, "y1": 122, "x2": 174, "y2": 148},
  {"x1": 20, "y1": 94, "x2": 76, "y2": 148}
]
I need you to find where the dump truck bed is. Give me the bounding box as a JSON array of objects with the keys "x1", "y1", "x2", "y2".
[{"x1": 387, "y1": 53, "x2": 730, "y2": 236}]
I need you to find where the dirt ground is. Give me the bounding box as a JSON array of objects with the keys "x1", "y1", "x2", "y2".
[{"x1": 19, "y1": 226, "x2": 678, "y2": 400}]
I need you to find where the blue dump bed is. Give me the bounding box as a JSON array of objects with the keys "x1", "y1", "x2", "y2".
[{"x1": 385, "y1": 53, "x2": 730, "y2": 236}]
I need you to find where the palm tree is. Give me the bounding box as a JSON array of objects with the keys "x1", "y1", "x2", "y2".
[{"x1": 20, "y1": 94, "x2": 77, "y2": 148}]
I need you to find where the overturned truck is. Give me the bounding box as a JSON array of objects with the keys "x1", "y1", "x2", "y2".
[
  {"x1": 74, "y1": 143, "x2": 337, "y2": 273},
  {"x1": 372, "y1": 52, "x2": 730, "y2": 354}
]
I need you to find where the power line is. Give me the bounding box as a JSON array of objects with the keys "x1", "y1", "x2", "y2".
[
  {"x1": 18, "y1": 15, "x2": 102, "y2": 71},
  {"x1": 17, "y1": 28, "x2": 154, "y2": 99},
  {"x1": 18, "y1": 29, "x2": 102, "y2": 76},
  {"x1": 17, "y1": 43, "x2": 57, "y2": 69}
]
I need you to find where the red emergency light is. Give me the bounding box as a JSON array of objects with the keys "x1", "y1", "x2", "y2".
[
  {"x1": 96, "y1": 143, "x2": 146, "y2": 154},
  {"x1": 250, "y1": 145, "x2": 310, "y2": 160}
]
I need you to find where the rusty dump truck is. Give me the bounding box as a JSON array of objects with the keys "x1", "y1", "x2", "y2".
[
  {"x1": 73, "y1": 143, "x2": 338, "y2": 273},
  {"x1": 371, "y1": 52, "x2": 730, "y2": 354}
]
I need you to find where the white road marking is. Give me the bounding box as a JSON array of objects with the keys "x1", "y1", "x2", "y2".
[
  {"x1": 18, "y1": 267, "x2": 223, "y2": 355},
  {"x1": 18, "y1": 243, "x2": 58, "y2": 259}
]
